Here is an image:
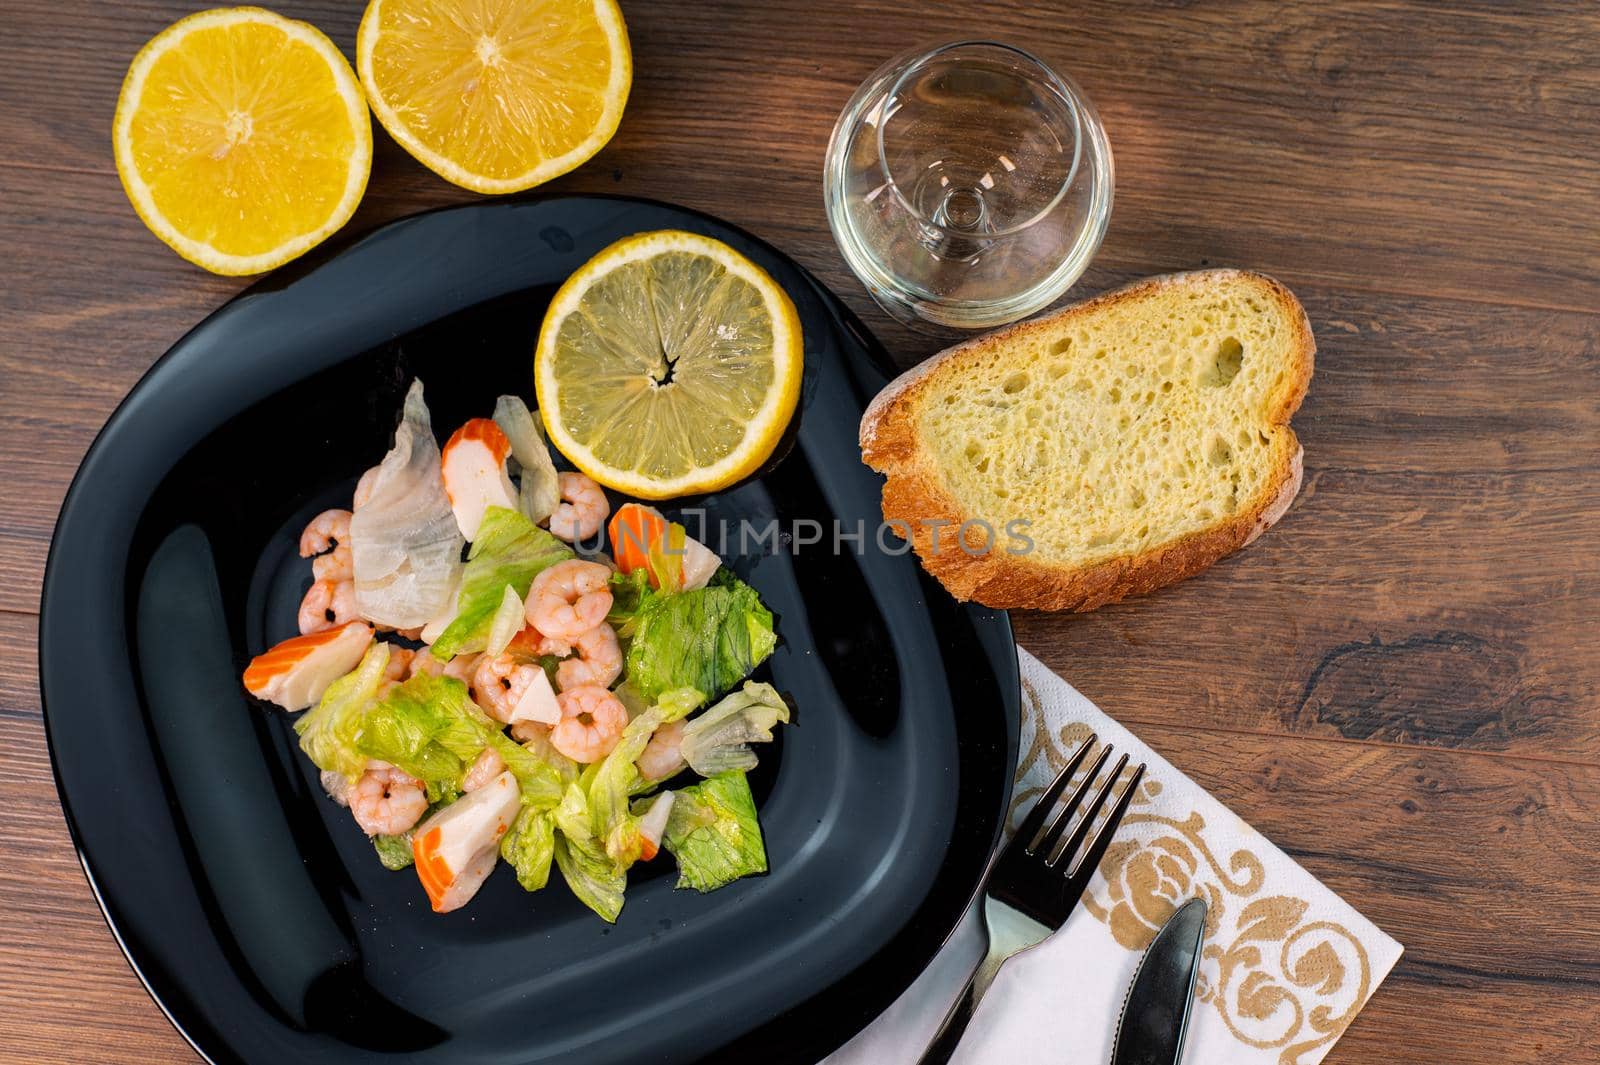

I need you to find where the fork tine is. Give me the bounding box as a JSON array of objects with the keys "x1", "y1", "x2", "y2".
[
  {"x1": 1030, "y1": 743, "x2": 1115, "y2": 857},
  {"x1": 1063, "y1": 762, "x2": 1147, "y2": 891},
  {"x1": 1010, "y1": 735, "x2": 1095, "y2": 856},
  {"x1": 1045, "y1": 751, "x2": 1129, "y2": 867}
]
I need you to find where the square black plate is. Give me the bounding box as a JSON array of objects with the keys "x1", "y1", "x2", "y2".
[{"x1": 40, "y1": 195, "x2": 1019, "y2": 1064}]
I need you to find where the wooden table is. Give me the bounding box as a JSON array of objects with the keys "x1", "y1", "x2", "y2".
[{"x1": 3, "y1": 1, "x2": 1597, "y2": 1061}]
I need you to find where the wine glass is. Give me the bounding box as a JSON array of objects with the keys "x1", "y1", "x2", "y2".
[{"x1": 824, "y1": 41, "x2": 1113, "y2": 333}]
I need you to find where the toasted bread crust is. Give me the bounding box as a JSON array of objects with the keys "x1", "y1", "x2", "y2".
[{"x1": 860, "y1": 270, "x2": 1315, "y2": 612}]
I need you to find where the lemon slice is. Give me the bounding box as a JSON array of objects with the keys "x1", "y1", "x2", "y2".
[
  {"x1": 356, "y1": 0, "x2": 631, "y2": 195},
  {"x1": 535, "y1": 231, "x2": 804, "y2": 500},
  {"x1": 112, "y1": 7, "x2": 372, "y2": 276}
]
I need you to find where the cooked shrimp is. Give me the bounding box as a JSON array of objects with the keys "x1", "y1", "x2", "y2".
[
  {"x1": 311, "y1": 542, "x2": 351, "y2": 582},
  {"x1": 635, "y1": 719, "x2": 687, "y2": 782},
  {"x1": 472, "y1": 653, "x2": 543, "y2": 724},
  {"x1": 298, "y1": 578, "x2": 359, "y2": 634},
  {"x1": 510, "y1": 719, "x2": 552, "y2": 744},
  {"x1": 300, "y1": 509, "x2": 352, "y2": 557},
  {"x1": 443, "y1": 651, "x2": 482, "y2": 689},
  {"x1": 550, "y1": 685, "x2": 628, "y2": 763},
  {"x1": 462, "y1": 747, "x2": 506, "y2": 792},
  {"x1": 507, "y1": 624, "x2": 571, "y2": 659},
  {"x1": 547, "y1": 472, "x2": 610, "y2": 543},
  {"x1": 407, "y1": 647, "x2": 448, "y2": 678},
  {"x1": 350, "y1": 762, "x2": 428, "y2": 836},
  {"x1": 525, "y1": 559, "x2": 613, "y2": 641},
  {"x1": 301, "y1": 509, "x2": 354, "y2": 581},
  {"x1": 353, "y1": 466, "x2": 381, "y2": 509},
  {"x1": 382, "y1": 646, "x2": 415, "y2": 681},
  {"x1": 555, "y1": 623, "x2": 622, "y2": 691}
]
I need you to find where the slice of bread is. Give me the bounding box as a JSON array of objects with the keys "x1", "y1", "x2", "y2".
[{"x1": 859, "y1": 269, "x2": 1314, "y2": 611}]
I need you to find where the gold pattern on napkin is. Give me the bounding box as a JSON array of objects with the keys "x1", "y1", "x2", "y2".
[{"x1": 1012, "y1": 678, "x2": 1376, "y2": 1065}]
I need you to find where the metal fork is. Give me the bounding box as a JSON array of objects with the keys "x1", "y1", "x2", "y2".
[{"x1": 917, "y1": 735, "x2": 1146, "y2": 1065}]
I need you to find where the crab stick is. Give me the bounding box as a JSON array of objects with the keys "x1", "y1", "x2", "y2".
[
  {"x1": 607, "y1": 503, "x2": 721, "y2": 592},
  {"x1": 508, "y1": 666, "x2": 561, "y2": 726},
  {"x1": 412, "y1": 770, "x2": 520, "y2": 913},
  {"x1": 637, "y1": 791, "x2": 676, "y2": 861},
  {"x1": 242, "y1": 622, "x2": 374, "y2": 711},
  {"x1": 441, "y1": 418, "x2": 517, "y2": 541}
]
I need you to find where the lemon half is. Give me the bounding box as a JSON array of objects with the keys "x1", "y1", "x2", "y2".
[
  {"x1": 357, "y1": 0, "x2": 631, "y2": 195},
  {"x1": 112, "y1": 7, "x2": 371, "y2": 276},
  {"x1": 535, "y1": 231, "x2": 804, "y2": 500}
]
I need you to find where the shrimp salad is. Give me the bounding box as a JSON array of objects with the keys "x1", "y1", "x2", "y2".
[{"x1": 242, "y1": 382, "x2": 790, "y2": 919}]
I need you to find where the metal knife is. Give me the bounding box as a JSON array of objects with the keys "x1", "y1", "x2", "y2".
[{"x1": 1109, "y1": 897, "x2": 1208, "y2": 1065}]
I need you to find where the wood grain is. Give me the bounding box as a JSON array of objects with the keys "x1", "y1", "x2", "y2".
[{"x1": 2, "y1": 1, "x2": 1597, "y2": 1063}]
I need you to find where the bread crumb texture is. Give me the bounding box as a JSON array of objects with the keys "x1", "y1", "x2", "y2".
[{"x1": 862, "y1": 270, "x2": 1314, "y2": 609}]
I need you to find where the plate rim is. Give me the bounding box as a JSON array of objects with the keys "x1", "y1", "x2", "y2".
[{"x1": 38, "y1": 192, "x2": 1021, "y2": 1065}]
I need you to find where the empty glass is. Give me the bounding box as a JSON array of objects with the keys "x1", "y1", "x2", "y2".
[{"x1": 824, "y1": 41, "x2": 1113, "y2": 332}]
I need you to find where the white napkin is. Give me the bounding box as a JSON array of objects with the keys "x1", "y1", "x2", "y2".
[{"x1": 827, "y1": 646, "x2": 1402, "y2": 1065}]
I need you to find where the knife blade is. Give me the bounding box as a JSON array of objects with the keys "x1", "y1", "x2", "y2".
[{"x1": 1109, "y1": 896, "x2": 1207, "y2": 1065}]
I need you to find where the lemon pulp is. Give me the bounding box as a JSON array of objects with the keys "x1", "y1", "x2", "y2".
[
  {"x1": 357, "y1": 0, "x2": 631, "y2": 194},
  {"x1": 536, "y1": 231, "x2": 803, "y2": 499},
  {"x1": 113, "y1": 7, "x2": 370, "y2": 275}
]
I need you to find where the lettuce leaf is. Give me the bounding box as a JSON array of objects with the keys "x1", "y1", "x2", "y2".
[
  {"x1": 623, "y1": 575, "x2": 776, "y2": 701},
  {"x1": 537, "y1": 688, "x2": 706, "y2": 914},
  {"x1": 431, "y1": 507, "x2": 572, "y2": 659},
  {"x1": 517, "y1": 724, "x2": 582, "y2": 789},
  {"x1": 295, "y1": 643, "x2": 392, "y2": 783},
  {"x1": 349, "y1": 380, "x2": 463, "y2": 629},
  {"x1": 493, "y1": 395, "x2": 561, "y2": 525},
  {"x1": 487, "y1": 730, "x2": 568, "y2": 810},
  {"x1": 372, "y1": 832, "x2": 415, "y2": 870},
  {"x1": 485, "y1": 584, "x2": 525, "y2": 657},
  {"x1": 554, "y1": 780, "x2": 594, "y2": 842},
  {"x1": 501, "y1": 806, "x2": 556, "y2": 890},
  {"x1": 586, "y1": 687, "x2": 705, "y2": 865},
  {"x1": 553, "y1": 830, "x2": 627, "y2": 923},
  {"x1": 605, "y1": 568, "x2": 654, "y2": 637},
  {"x1": 355, "y1": 672, "x2": 566, "y2": 807},
  {"x1": 371, "y1": 797, "x2": 449, "y2": 870},
  {"x1": 680, "y1": 681, "x2": 791, "y2": 777},
  {"x1": 661, "y1": 771, "x2": 768, "y2": 892},
  {"x1": 353, "y1": 672, "x2": 483, "y2": 802}
]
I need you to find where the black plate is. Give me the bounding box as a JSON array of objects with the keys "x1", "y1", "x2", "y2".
[{"x1": 40, "y1": 195, "x2": 1019, "y2": 1065}]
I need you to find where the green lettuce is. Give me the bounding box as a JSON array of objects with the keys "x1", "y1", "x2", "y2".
[
  {"x1": 431, "y1": 506, "x2": 571, "y2": 659},
  {"x1": 554, "y1": 831, "x2": 627, "y2": 923},
  {"x1": 501, "y1": 806, "x2": 557, "y2": 890},
  {"x1": 485, "y1": 584, "x2": 526, "y2": 657},
  {"x1": 354, "y1": 672, "x2": 489, "y2": 802},
  {"x1": 492, "y1": 395, "x2": 561, "y2": 525},
  {"x1": 586, "y1": 687, "x2": 704, "y2": 864},
  {"x1": 680, "y1": 681, "x2": 791, "y2": 776},
  {"x1": 605, "y1": 567, "x2": 654, "y2": 637},
  {"x1": 554, "y1": 780, "x2": 595, "y2": 844},
  {"x1": 538, "y1": 688, "x2": 705, "y2": 916},
  {"x1": 661, "y1": 771, "x2": 768, "y2": 892},
  {"x1": 516, "y1": 724, "x2": 582, "y2": 790},
  {"x1": 295, "y1": 643, "x2": 392, "y2": 782},
  {"x1": 371, "y1": 797, "x2": 450, "y2": 870},
  {"x1": 372, "y1": 832, "x2": 415, "y2": 870},
  {"x1": 356, "y1": 672, "x2": 567, "y2": 807},
  {"x1": 623, "y1": 574, "x2": 775, "y2": 701},
  {"x1": 487, "y1": 731, "x2": 569, "y2": 811}
]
